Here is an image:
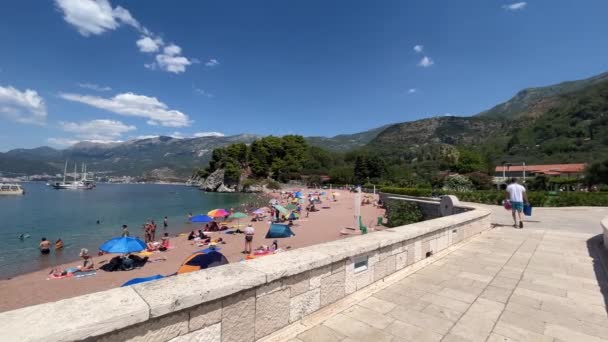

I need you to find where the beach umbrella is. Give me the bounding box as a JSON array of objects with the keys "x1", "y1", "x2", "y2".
[
  {"x1": 286, "y1": 204, "x2": 297, "y2": 211},
  {"x1": 273, "y1": 204, "x2": 288, "y2": 214},
  {"x1": 121, "y1": 274, "x2": 164, "y2": 287},
  {"x1": 208, "y1": 208, "x2": 230, "y2": 218},
  {"x1": 99, "y1": 236, "x2": 146, "y2": 254},
  {"x1": 229, "y1": 212, "x2": 248, "y2": 228},
  {"x1": 191, "y1": 214, "x2": 213, "y2": 223}
]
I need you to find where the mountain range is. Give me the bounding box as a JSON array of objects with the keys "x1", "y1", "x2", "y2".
[{"x1": 2, "y1": 71, "x2": 607, "y2": 180}]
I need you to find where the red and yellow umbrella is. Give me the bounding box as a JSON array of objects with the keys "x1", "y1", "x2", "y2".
[{"x1": 207, "y1": 208, "x2": 230, "y2": 218}]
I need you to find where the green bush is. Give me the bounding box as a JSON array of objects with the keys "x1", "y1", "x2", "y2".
[
  {"x1": 266, "y1": 180, "x2": 281, "y2": 190},
  {"x1": 385, "y1": 199, "x2": 424, "y2": 227}
]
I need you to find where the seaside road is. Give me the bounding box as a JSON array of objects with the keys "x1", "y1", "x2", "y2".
[{"x1": 264, "y1": 206, "x2": 608, "y2": 342}]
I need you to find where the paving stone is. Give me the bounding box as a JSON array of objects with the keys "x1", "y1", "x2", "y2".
[
  {"x1": 343, "y1": 305, "x2": 395, "y2": 330},
  {"x1": 357, "y1": 296, "x2": 396, "y2": 314},
  {"x1": 437, "y1": 288, "x2": 478, "y2": 304},
  {"x1": 422, "y1": 303, "x2": 463, "y2": 322},
  {"x1": 419, "y1": 293, "x2": 470, "y2": 313},
  {"x1": 385, "y1": 320, "x2": 443, "y2": 342},
  {"x1": 323, "y1": 314, "x2": 393, "y2": 342},
  {"x1": 387, "y1": 306, "x2": 454, "y2": 334},
  {"x1": 457, "y1": 271, "x2": 493, "y2": 283},
  {"x1": 544, "y1": 324, "x2": 604, "y2": 342},
  {"x1": 480, "y1": 285, "x2": 512, "y2": 304},
  {"x1": 498, "y1": 310, "x2": 546, "y2": 334},
  {"x1": 297, "y1": 325, "x2": 345, "y2": 342}
]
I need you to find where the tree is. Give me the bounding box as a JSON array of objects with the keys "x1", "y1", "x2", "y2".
[{"x1": 585, "y1": 160, "x2": 608, "y2": 186}]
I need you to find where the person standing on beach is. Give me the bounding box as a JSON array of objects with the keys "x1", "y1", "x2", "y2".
[
  {"x1": 163, "y1": 216, "x2": 169, "y2": 230},
  {"x1": 121, "y1": 225, "x2": 130, "y2": 237},
  {"x1": 39, "y1": 238, "x2": 51, "y2": 255},
  {"x1": 243, "y1": 224, "x2": 255, "y2": 254},
  {"x1": 150, "y1": 220, "x2": 157, "y2": 241},
  {"x1": 505, "y1": 177, "x2": 529, "y2": 229}
]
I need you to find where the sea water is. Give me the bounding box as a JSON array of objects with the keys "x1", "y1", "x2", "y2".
[{"x1": 0, "y1": 182, "x2": 252, "y2": 278}]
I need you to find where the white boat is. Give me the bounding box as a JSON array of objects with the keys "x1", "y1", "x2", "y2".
[
  {"x1": 51, "y1": 161, "x2": 95, "y2": 190},
  {"x1": 0, "y1": 183, "x2": 25, "y2": 195}
]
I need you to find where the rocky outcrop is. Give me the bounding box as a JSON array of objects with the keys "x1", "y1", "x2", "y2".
[
  {"x1": 216, "y1": 184, "x2": 235, "y2": 193},
  {"x1": 201, "y1": 169, "x2": 225, "y2": 191}
]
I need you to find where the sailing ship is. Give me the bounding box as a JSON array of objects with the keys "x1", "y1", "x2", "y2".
[{"x1": 51, "y1": 161, "x2": 95, "y2": 190}]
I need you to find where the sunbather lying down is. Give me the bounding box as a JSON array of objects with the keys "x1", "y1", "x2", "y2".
[{"x1": 48, "y1": 265, "x2": 92, "y2": 278}]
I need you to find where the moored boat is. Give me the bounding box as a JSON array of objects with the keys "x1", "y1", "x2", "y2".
[{"x1": 0, "y1": 183, "x2": 25, "y2": 195}]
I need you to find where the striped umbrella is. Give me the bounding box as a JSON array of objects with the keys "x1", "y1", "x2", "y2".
[{"x1": 208, "y1": 209, "x2": 230, "y2": 218}]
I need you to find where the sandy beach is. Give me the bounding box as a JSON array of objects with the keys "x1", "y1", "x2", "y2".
[{"x1": 0, "y1": 189, "x2": 384, "y2": 312}]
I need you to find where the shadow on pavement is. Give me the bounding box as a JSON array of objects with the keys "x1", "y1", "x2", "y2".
[{"x1": 586, "y1": 234, "x2": 608, "y2": 313}]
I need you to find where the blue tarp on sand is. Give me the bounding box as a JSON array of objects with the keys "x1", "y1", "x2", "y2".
[
  {"x1": 121, "y1": 274, "x2": 164, "y2": 287},
  {"x1": 265, "y1": 223, "x2": 295, "y2": 238}
]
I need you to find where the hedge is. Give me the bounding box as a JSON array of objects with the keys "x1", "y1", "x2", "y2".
[{"x1": 380, "y1": 187, "x2": 608, "y2": 207}]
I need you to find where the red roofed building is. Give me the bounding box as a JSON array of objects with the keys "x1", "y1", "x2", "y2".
[{"x1": 494, "y1": 163, "x2": 586, "y2": 179}]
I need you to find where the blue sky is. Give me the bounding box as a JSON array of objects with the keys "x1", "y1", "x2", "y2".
[{"x1": 1, "y1": 0, "x2": 607, "y2": 151}]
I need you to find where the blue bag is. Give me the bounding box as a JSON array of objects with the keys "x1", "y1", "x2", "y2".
[{"x1": 523, "y1": 204, "x2": 532, "y2": 216}]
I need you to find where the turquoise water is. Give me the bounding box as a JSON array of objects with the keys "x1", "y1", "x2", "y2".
[{"x1": 0, "y1": 183, "x2": 253, "y2": 278}]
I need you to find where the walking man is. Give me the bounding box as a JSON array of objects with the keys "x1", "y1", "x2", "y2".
[{"x1": 505, "y1": 177, "x2": 529, "y2": 229}]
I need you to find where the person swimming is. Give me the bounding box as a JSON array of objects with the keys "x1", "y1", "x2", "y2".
[{"x1": 55, "y1": 238, "x2": 64, "y2": 250}]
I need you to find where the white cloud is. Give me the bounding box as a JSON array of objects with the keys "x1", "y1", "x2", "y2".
[
  {"x1": 205, "y1": 59, "x2": 219, "y2": 67},
  {"x1": 193, "y1": 132, "x2": 224, "y2": 137},
  {"x1": 54, "y1": 0, "x2": 139, "y2": 36},
  {"x1": 169, "y1": 131, "x2": 185, "y2": 139},
  {"x1": 55, "y1": 0, "x2": 194, "y2": 74},
  {"x1": 47, "y1": 137, "x2": 80, "y2": 147},
  {"x1": 136, "y1": 36, "x2": 163, "y2": 53},
  {"x1": 78, "y1": 83, "x2": 111, "y2": 92},
  {"x1": 0, "y1": 85, "x2": 47, "y2": 125},
  {"x1": 418, "y1": 56, "x2": 434, "y2": 67},
  {"x1": 59, "y1": 92, "x2": 191, "y2": 127},
  {"x1": 164, "y1": 44, "x2": 181, "y2": 56},
  {"x1": 135, "y1": 135, "x2": 159, "y2": 140},
  {"x1": 59, "y1": 119, "x2": 135, "y2": 141},
  {"x1": 413, "y1": 45, "x2": 423, "y2": 53},
  {"x1": 408, "y1": 88, "x2": 417, "y2": 94},
  {"x1": 503, "y1": 2, "x2": 527, "y2": 11},
  {"x1": 155, "y1": 51, "x2": 192, "y2": 74},
  {"x1": 194, "y1": 87, "x2": 214, "y2": 98}
]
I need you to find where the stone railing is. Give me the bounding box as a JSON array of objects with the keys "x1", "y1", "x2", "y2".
[
  {"x1": 602, "y1": 216, "x2": 608, "y2": 248},
  {"x1": 1, "y1": 201, "x2": 491, "y2": 342}
]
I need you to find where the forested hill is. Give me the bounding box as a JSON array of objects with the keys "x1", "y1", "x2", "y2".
[{"x1": 368, "y1": 72, "x2": 608, "y2": 166}]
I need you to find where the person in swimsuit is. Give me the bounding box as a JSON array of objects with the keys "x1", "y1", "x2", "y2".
[
  {"x1": 55, "y1": 238, "x2": 64, "y2": 250},
  {"x1": 79, "y1": 248, "x2": 94, "y2": 270},
  {"x1": 39, "y1": 238, "x2": 51, "y2": 255},
  {"x1": 243, "y1": 224, "x2": 255, "y2": 254}
]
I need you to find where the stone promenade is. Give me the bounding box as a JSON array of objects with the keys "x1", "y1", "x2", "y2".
[{"x1": 270, "y1": 207, "x2": 608, "y2": 342}]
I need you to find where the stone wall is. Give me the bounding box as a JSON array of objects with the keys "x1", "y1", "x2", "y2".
[
  {"x1": 0, "y1": 203, "x2": 491, "y2": 342},
  {"x1": 380, "y1": 193, "x2": 470, "y2": 219}
]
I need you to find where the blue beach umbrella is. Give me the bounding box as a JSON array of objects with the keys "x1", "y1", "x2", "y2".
[
  {"x1": 191, "y1": 214, "x2": 213, "y2": 223},
  {"x1": 99, "y1": 236, "x2": 146, "y2": 254}
]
